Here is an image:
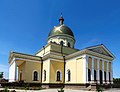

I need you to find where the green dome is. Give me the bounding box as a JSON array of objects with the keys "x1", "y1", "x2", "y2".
[{"x1": 48, "y1": 25, "x2": 74, "y2": 37}]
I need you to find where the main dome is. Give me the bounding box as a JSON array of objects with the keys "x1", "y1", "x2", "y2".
[
  {"x1": 48, "y1": 24, "x2": 74, "y2": 38},
  {"x1": 47, "y1": 15, "x2": 75, "y2": 48},
  {"x1": 48, "y1": 15, "x2": 74, "y2": 38}
]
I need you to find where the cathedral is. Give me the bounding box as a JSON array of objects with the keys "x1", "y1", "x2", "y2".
[{"x1": 8, "y1": 15, "x2": 114, "y2": 88}]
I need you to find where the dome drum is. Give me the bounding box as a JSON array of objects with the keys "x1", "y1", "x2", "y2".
[{"x1": 47, "y1": 35, "x2": 75, "y2": 48}]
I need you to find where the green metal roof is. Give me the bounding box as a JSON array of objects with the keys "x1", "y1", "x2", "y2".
[{"x1": 48, "y1": 24, "x2": 74, "y2": 37}]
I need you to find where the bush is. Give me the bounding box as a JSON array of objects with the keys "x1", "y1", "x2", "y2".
[
  {"x1": 57, "y1": 87, "x2": 64, "y2": 92},
  {"x1": 3, "y1": 87, "x2": 9, "y2": 92},
  {"x1": 96, "y1": 85, "x2": 103, "y2": 92}
]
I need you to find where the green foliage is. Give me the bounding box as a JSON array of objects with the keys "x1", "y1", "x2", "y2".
[
  {"x1": 96, "y1": 85, "x2": 103, "y2": 92},
  {"x1": 57, "y1": 87, "x2": 64, "y2": 92},
  {"x1": 0, "y1": 72, "x2": 3, "y2": 78},
  {"x1": 38, "y1": 86, "x2": 42, "y2": 90},
  {"x1": 113, "y1": 78, "x2": 120, "y2": 84},
  {"x1": 3, "y1": 87, "x2": 9, "y2": 92},
  {"x1": 24, "y1": 83, "x2": 30, "y2": 90},
  {"x1": 10, "y1": 90, "x2": 16, "y2": 92}
]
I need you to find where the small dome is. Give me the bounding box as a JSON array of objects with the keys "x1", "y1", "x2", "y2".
[{"x1": 48, "y1": 25, "x2": 74, "y2": 38}]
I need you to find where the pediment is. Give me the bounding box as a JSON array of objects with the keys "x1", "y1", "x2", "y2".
[{"x1": 86, "y1": 44, "x2": 114, "y2": 58}]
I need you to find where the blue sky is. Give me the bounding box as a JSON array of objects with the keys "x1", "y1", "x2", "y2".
[{"x1": 0, "y1": 0, "x2": 120, "y2": 78}]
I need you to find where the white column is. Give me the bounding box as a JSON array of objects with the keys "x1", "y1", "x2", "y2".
[
  {"x1": 16, "y1": 66, "x2": 18, "y2": 81},
  {"x1": 111, "y1": 62, "x2": 113, "y2": 84},
  {"x1": 97, "y1": 59, "x2": 100, "y2": 83},
  {"x1": 9, "y1": 59, "x2": 16, "y2": 82},
  {"x1": 102, "y1": 60, "x2": 105, "y2": 83},
  {"x1": 106, "y1": 61, "x2": 109, "y2": 83},
  {"x1": 91, "y1": 57, "x2": 94, "y2": 83},
  {"x1": 86, "y1": 55, "x2": 88, "y2": 83}
]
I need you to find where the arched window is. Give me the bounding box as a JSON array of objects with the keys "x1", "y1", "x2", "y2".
[
  {"x1": 67, "y1": 42, "x2": 71, "y2": 47},
  {"x1": 94, "y1": 70, "x2": 97, "y2": 81},
  {"x1": 67, "y1": 70, "x2": 71, "y2": 81},
  {"x1": 60, "y1": 41, "x2": 64, "y2": 46},
  {"x1": 56, "y1": 71, "x2": 61, "y2": 81},
  {"x1": 33, "y1": 71, "x2": 38, "y2": 81},
  {"x1": 44, "y1": 70, "x2": 46, "y2": 81},
  {"x1": 88, "y1": 69, "x2": 91, "y2": 81}
]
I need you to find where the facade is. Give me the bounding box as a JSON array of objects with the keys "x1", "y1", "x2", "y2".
[{"x1": 8, "y1": 16, "x2": 114, "y2": 88}]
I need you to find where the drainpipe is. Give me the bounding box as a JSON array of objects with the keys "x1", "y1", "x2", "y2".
[
  {"x1": 40, "y1": 57, "x2": 43, "y2": 83},
  {"x1": 61, "y1": 44, "x2": 66, "y2": 87},
  {"x1": 40, "y1": 46, "x2": 45, "y2": 83}
]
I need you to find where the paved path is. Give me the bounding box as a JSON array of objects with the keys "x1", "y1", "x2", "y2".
[{"x1": 1, "y1": 88, "x2": 120, "y2": 92}]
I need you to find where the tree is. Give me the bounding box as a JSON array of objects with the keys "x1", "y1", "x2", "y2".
[
  {"x1": 0, "y1": 72, "x2": 3, "y2": 78},
  {"x1": 113, "y1": 78, "x2": 120, "y2": 84}
]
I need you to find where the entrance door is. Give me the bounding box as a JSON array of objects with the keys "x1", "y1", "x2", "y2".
[{"x1": 99, "y1": 70, "x2": 103, "y2": 84}]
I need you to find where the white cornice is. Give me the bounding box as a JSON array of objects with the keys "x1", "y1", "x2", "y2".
[
  {"x1": 9, "y1": 52, "x2": 41, "y2": 64},
  {"x1": 65, "y1": 49, "x2": 114, "y2": 61}
]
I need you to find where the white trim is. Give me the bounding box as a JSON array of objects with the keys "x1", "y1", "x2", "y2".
[
  {"x1": 56, "y1": 69, "x2": 62, "y2": 81},
  {"x1": 49, "y1": 58, "x2": 64, "y2": 62},
  {"x1": 86, "y1": 45, "x2": 115, "y2": 58},
  {"x1": 66, "y1": 48, "x2": 114, "y2": 61},
  {"x1": 32, "y1": 70, "x2": 39, "y2": 81},
  {"x1": 15, "y1": 58, "x2": 40, "y2": 63}
]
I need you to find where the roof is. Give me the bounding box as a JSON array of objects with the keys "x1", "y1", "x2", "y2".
[{"x1": 48, "y1": 25, "x2": 74, "y2": 38}]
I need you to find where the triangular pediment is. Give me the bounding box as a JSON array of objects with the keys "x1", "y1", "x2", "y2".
[{"x1": 86, "y1": 44, "x2": 114, "y2": 58}]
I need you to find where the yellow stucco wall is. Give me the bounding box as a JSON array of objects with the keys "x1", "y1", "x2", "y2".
[
  {"x1": 65, "y1": 57, "x2": 84, "y2": 83},
  {"x1": 99, "y1": 60, "x2": 102, "y2": 70},
  {"x1": 76, "y1": 58, "x2": 84, "y2": 83},
  {"x1": 66, "y1": 58, "x2": 77, "y2": 83},
  {"x1": 36, "y1": 45, "x2": 51, "y2": 57},
  {"x1": 50, "y1": 60, "x2": 64, "y2": 83},
  {"x1": 36, "y1": 43, "x2": 78, "y2": 57},
  {"x1": 94, "y1": 58, "x2": 97, "y2": 70},
  {"x1": 88, "y1": 57, "x2": 92, "y2": 70},
  {"x1": 104, "y1": 61, "x2": 107, "y2": 71},
  {"x1": 109, "y1": 62, "x2": 111, "y2": 72},
  {"x1": 18, "y1": 61, "x2": 41, "y2": 83},
  {"x1": 42, "y1": 59, "x2": 50, "y2": 83},
  {"x1": 50, "y1": 43, "x2": 78, "y2": 55},
  {"x1": 18, "y1": 61, "x2": 26, "y2": 81},
  {"x1": 25, "y1": 61, "x2": 41, "y2": 83}
]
